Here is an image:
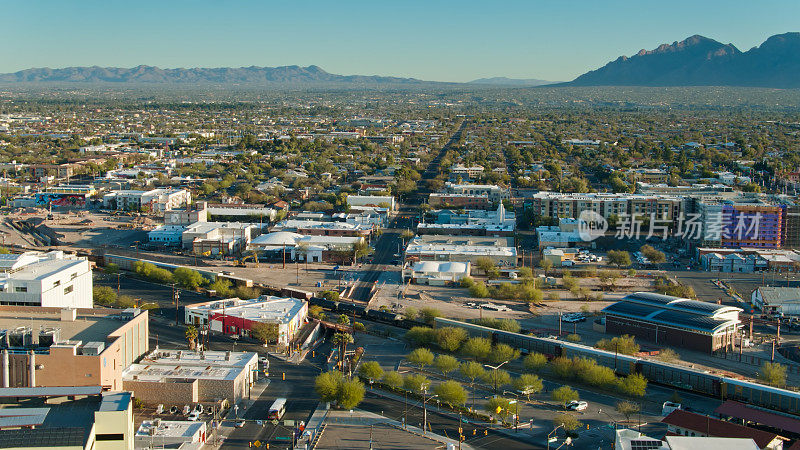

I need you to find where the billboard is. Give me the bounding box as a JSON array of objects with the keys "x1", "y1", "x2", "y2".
[{"x1": 34, "y1": 192, "x2": 89, "y2": 207}]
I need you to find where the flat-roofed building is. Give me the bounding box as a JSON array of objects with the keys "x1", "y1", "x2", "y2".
[
  {"x1": 0, "y1": 306, "x2": 149, "y2": 390},
  {"x1": 444, "y1": 182, "x2": 509, "y2": 204},
  {"x1": 346, "y1": 195, "x2": 396, "y2": 211},
  {"x1": 0, "y1": 389, "x2": 134, "y2": 450},
  {"x1": 402, "y1": 261, "x2": 470, "y2": 285},
  {"x1": 122, "y1": 349, "x2": 257, "y2": 405},
  {"x1": 0, "y1": 251, "x2": 92, "y2": 309},
  {"x1": 405, "y1": 235, "x2": 517, "y2": 266},
  {"x1": 182, "y1": 222, "x2": 260, "y2": 256},
  {"x1": 185, "y1": 296, "x2": 308, "y2": 345}
]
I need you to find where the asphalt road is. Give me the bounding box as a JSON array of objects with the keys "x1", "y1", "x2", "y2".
[{"x1": 351, "y1": 227, "x2": 402, "y2": 302}]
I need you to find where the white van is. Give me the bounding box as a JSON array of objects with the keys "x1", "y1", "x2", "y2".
[{"x1": 662, "y1": 401, "x2": 681, "y2": 416}]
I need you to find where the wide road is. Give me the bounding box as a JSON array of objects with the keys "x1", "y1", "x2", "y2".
[
  {"x1": 350, "y1": 225, "x2": 402, "y2": 302},
  {"x1": 359, "y1": 391, "x2": 539, "y2": 449}
]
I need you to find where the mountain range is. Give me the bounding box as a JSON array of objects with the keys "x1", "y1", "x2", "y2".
[
  {"x1": 0, "y1": 32, "x2": 798, "y2": 88},
  {"x1": 0, "y1": 64, "x2": 427, "y2": 85},
  {"x1": 467, "y1": 77, "x2": 557, "y2": 87},
  {"x1": 569, "y1": 32, "x2": 800, "y2": 88}
]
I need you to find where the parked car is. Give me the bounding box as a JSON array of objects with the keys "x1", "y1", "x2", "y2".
[
  {"x1": 235, "y1": 420, "x2": 246, "y2": 428},
  {"x1": 566, "y1": 400, "x2": 588, "y2": 411},
  {"x1": 187, "y1": 411, "x2": 201, "y2": 421}
]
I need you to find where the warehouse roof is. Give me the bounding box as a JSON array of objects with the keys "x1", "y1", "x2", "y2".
[
  {"x1": 623, "y1": 292, "x2": 742, "y2": 318},
  {"x1": 603, "y1": 302, "x2": 738, "y2": 334},
  {"x1": 754, "y1": 287, "x2": 800, "y2": 305}
]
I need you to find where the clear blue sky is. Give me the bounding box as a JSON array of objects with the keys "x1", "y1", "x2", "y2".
[{"x1": 4, "y1": 0, "x2": 798, "y2": 82}]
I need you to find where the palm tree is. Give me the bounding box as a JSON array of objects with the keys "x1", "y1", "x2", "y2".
[
  {"x1": 185, "y1": 325, "x2": 198, "y2": 350},
  {"x1": 331, "y1": 332, "x2": 354, "y2": 374}
]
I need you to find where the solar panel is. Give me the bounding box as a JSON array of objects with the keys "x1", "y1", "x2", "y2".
[{"x1": 630, "y1": 439, "x2": 663, "y2": 449}]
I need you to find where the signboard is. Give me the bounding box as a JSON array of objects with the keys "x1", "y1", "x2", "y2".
[
  {"x1": 284, "y1": 420, "x2": 295, "y2": 427},
  {"x1": 253, "y1": 440, "x2": 261, "y2": 448}
]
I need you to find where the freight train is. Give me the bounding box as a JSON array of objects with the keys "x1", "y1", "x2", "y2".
[
  {"x1": 308, "y1": 297, "x2": 800, "y2": 415},
  {"x1": 433, "y1": 317, "x2": 800, "y2": 415}
]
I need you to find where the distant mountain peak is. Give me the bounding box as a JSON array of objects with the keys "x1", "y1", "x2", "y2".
[{"x1": 569, "y1": 32, "x2": 799, "y2": 88}]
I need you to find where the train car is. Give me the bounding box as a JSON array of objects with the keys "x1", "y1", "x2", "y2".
[
  {"x1": 280, "y1": 287, "x2": 313, "y2": 301},
  {"x1": 309, "y1": 296, "x2": 338, "y2": 311},
  {"x1": 637, "y1": 358, "x2": 720, "y2": 395},
  {"x1": 366, "y1": 309, "x2": 403, "y2": 323},
  {"x1": 721, "y1": 378, "x2": 800, "y2": 414},
  {"x1": 337, "y1": 301, "x2": 366, "y2": 316}
]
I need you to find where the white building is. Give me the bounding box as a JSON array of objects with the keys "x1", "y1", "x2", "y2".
[
  {"x1": 405, "y1": 235, "x2": 517, "y2": 266},
  {"x1": 147, "y1": 225, "x2": 186, "y2": 246},
  {"x1": 0, "y1": 251, "x2": 93, "y2": 308},
  {"x1": 346, "y1": 195, "x2": 396, "y2": 211},
  {"x1": 207, "y1": 203, "x2": 277, "y2": 221},
  {"x1": 103, "y1": 188, "x2": 191, "y2": 213},
  {"x1": 402, "y1": 261, "x2": 470, "y2": 285},
  {"x1": 250, "y1": 232, "x2": 365, "y2": 263},
  {"x1": 444, "y1": 182, "x2": 510, "y2": 204},
  {"x1": 182, "y1": 222, "x2": 260, "y2": 256}
]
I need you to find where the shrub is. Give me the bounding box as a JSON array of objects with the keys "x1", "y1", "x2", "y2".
[
  {"x1": 566, "y1": 334, "x2": 581, "y2": 343},
  {"x1": 471, "y1": 318, "x2": 521, "y2": 333},
  {"x1": 758, "y1": 362, "x2": 787, "y2": 387},
  {"x1": 489, "y1": 343, "x2": 520, "y2": 364},
  {"x1": 596, "y1": 335, "x2": 640, "y2": 355},
  {"x1": 551, "y1": 386, "x2": 578, "y2": 406},
  {"x1": 523, "y1": 352, "x2": 548, "y2": 372},
  {"x1": 435, "y1": 327, "x2": 468, "y2": 352},
  {"x1": 469, "y1": 282, "x2": 490, "y2": 298},
  {"x1": 382, "y1": 371, "x2": 404, "y2": 389},
  {"x1": 553, "y1": 413, "x2": 582, "y2": 432},
  {"x1": 405, "y1": 327, "x2": 436, "y2": 347},
  {"x1": 419, "y1": 307, "x2": 442, "y2": 325},
  {"x1": 407, "y1": 348, "x2": 434, "y2": 370},
  {"x1": 461, "y1": 337, "x2": 492, "y2": 361},
  {"x1": 93, "y1": 286, "x2": 117, "y2": 306},
  {"x1": 433, "y1": 354, "x2": 460, "y2": 377},
  {"x1": 173, "y1": 267, "x2": 205, "y2": 289},
  {"x1": 434, "y1": 380, "x2": 467, "y2": 407},
  {"x1": 617, "y1": 373, "x2": 648, "y2": 397}
]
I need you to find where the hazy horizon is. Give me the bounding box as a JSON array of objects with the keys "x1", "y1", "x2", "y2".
[{"x1": 4, "y1": 0, "x2": 799, "y2": 83}]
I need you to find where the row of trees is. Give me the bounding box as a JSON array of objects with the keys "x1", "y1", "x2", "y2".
[
  {"x1": 130, "y1": 261, "x2": 258, "y2": 298},
  {"x1": 405, "y1": 327, "x2": 521, "y2": 365}
]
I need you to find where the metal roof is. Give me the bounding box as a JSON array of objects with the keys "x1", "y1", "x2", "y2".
[
  {"x1": 0, "y1": 386, "x2": 102, "y2": 398},
  {"x1": 623, "y1": 292, "x2": 742, "y2": 317},
  {"x1": 603, "y1": 302, "x2": 738, "y2": 334}
]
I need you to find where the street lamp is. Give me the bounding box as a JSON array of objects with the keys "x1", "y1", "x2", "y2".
[
  {"x1": 423, "y1": 391, "x2": 438, "y2": 436},
  {"x1": 503, "y1": 391, "x2": 521, "y2": 432},
  {"x1": 547, "y1": 423, "x2": 564, "y2": 450},
  {"x1": 484, "y1": 361, "x2": 509, "y2": 393}
]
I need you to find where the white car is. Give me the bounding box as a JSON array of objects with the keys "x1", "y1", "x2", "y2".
[
  {"x1": 187, "y1": 411, "x2": 201, "y2": 421},
  {"x1": 566, "y1": 400, "x2": 588, "y2": 411}
]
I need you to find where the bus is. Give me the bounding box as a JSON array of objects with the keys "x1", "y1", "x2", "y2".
[{"x1": 268, "y1": 398, "x2": 287, "y2": 420}]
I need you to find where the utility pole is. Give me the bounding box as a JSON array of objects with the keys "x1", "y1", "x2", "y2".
[{"x1": 173, "y1": 284, "x2": 180, "y2": 326}]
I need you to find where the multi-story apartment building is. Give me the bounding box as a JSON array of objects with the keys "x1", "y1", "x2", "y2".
[{"x1": 530, "y1": 192, "x2": 682, "y2": 224}]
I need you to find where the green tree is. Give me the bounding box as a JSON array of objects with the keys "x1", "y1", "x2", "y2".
[
  {"x1": 475, "y1": 257, "x2": 496, "y2": 275},
  {"x1": 419, "y1": 307, "x2": 442, "y2": 325},
  {"x1": 469, "y1": 282, "x2": 490, "y2": 298},
  {"x1": 615, "y1": 401, "x2": 640, "y2": 422},
  {"x1": 382, "y1": 371, "x2": 404, "y2": 390},
  {"x1": 481, "y1": 368, "x2": 511, "y2": 393},
  {"x1": 207, "y1": 278, "x2": 232, "y2": 297},
  {"x1": 434, "y1": 380, "x2": 467, "y2": 407},
  {"x1": 540, "y1": 258, "x2": 553, "y2": 275},
  {"x1": 596, "y1": 335, "x2": 640, "y2": 355},
  {"x1": 337, "y1": 314, "x2": 351, "y2": 325},
  {"x1": 405, "y1": 326, "x2": 436, "y2": 347},
  {"x1": 523, "y1": 352, "x2": 548, "y2": 372},
  {"x1": 404, "y1": 307, "x2": 419, "y2": 320},
  {"x1": 407, "y1": 348, "x2": 435, "y2": 370},
  {"x1": 490, "y1": 343, "x2": 520, "y2": 364},
  {"x1": 617, "y1": 373, "x2": 648, "y2": 397},
  {"x1": 550, "y1": 357, "x2": 575, "y2": 379},
  {"x1": 358, "y1": 361, "x2": 384, "y2": 385},
  {"x1": 640, "y1": 245, "x2": 666, "y2": 264},
  {"x1": 315, "y1": 371, "x2": 345, "y2": 403},
  {"x1": 512, "y1": 374, "x2": 543, "y2": 400},
  {"x1": 551, "y1": 386, "x2": 578, "y2": 408},
  {"x1": 403, "y1": 373, "x2": 430, "y2": 393},
  {"x1": 461, "y1": 337, "x2": 492, "y2": 361},
  {"x1": 758, "y1": 362, "x2": 787, "y2": 387},
  {"x1": 338, "y1": 379, "x2": 365, "y2": 410},
  {"x1": 173, "y1": 267, "x2": 205, "y2": 289},
  {"x1": 104, "y1": 263, "x2": 120, "y2": 274},
  {"x1": 607, "y1": 250, "x2": 631, "y2": 268},
  {"x1": 553, "y1": 413, "x2": 582, "y2": 432},
  {"x1": 250, "y1": 322, "x2": 278, "y2": 345},
  {"x1": 93, "y1": 286, "x2": 117, "y2": 306},
  {"x1": 309, "y1": 305, "x2": 324, "y2": 319},
  {"x1": 459, "y1": 361, "x2": 485, "y2": 410},
  {"x1": 434, "y1": 354, "x2": 460, "y2": 377},
  {"x1": 435, "y1": 327, "x2": 468, "y2": 352}
]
